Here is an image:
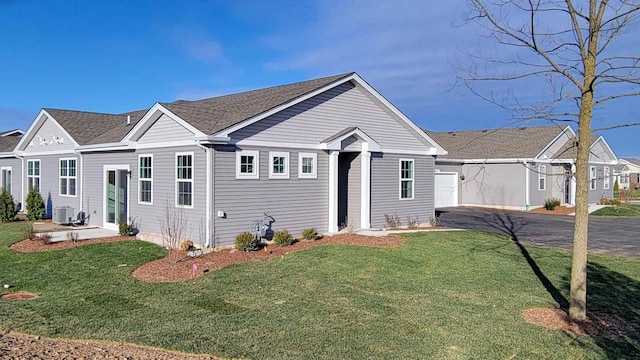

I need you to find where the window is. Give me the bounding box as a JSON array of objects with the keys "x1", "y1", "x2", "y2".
[
  {"x1": 139, "y1": 155, "x2": 152, "y2": 204},
  {"x1": 236, "y1": 150, "x2": 259, "y2": 179},
  {"x1": 59, "y1": 158, "x2": 77, "y2": 196},
  {"x1": 538, "y1": 165, "x2": 546, "y2": 191},
  {"x1": 27, "y1": 160, "x2": 40, "y2": 192},
  {"x1": 176, "y1": 153, "x2": 193, "y2": 207},
  {"x1": 603, "y1": 166, "x2": 610, "y2": 190},
  {"x1": 298, "y1": 152, "x2": 317, "y2": 179},
  {"x1": 590, "y1": 166, "x2": 597, "y2": 190},
  {"x1": 269, "y1": 152, "x2": 289, "y2": 179},
  {"x1": 400, "y1": 159, "x2": 414, "y2": 199},
  {"x1": 1, "y1": 167, "x2": 11, "y2": 194}
]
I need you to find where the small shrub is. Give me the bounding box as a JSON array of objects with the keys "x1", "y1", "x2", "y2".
[
  {"x1": 301, "y1": 228, "x2": 319, "y2": 240},
  {"x1": 544, "y1": 198, "x2": 561, "y2": 210},
  {"x1": 179, "y1": 240, "x2": 194, "y2": 251},
  {"x1": 118, "y1": 221, "x2": 134, "y2": 236},
  {"x1": 26, "y1": 188, "x2": 45, "y2": 220},
  {"x1": 407, "y1": 216, "x2": 419, "y2": 229},
  {"x1": 235, "y1": 232, "x2": 256, "y2": 251},
  {"x1": 384, "y1": 213, "x2": 401, "y2": 229},
  {"x1": 0, "y1": 189, "x2": 17, "y2": 223},
  {"x1": 25, "y1": 227, "x2": 38, "y2": 241},
  {"x1": 429, "y1": 216, "x2": 439, "y2": 227},
  {"x1": 38, "y1": 233, "x2": 52, "y2": 245},
  {"x1": 599, "y1": 197, "x2": 622, "y2": 206},
  {"x1": 66, "y1": 232, "x2": 79, "y2": 243},
  {"x1": 273, "y1": 230, "x2": 295, "y2": 247}
]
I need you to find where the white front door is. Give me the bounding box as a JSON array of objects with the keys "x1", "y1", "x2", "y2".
[
  {"x1": 435, "y1": 172, "x2": 459, "y2": 208},
  {"x1": 104, "y1": 166, "x2": 129, "y2": 231}
]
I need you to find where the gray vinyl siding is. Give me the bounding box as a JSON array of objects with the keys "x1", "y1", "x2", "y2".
[
  {"x1": 459, "y1": 163, "x2": 526, "y2": 208},
  {"x1": 540, "y1": 130, "x2": 571, "y2": 160},
  {"x1": 0, "y1": 157, "x2": 23, "y2": 209},
  {"x1": 83, "y1": 146, "x2": 209, "y2": 244},
  {"x1": 231, "y1": 82, "x2": 430, "y2": 152},
  {"x1": 370, "y1": 154, "x2": 434, "y2": 228},
  {"x1": 588, "y1": 164, "x2": 613, "y2": 203},
  {"x1": 137, "y1": 114, "x2": 196, "y2": 143},
  {"x1": 23, "y1": 154, "x2": 81, "y2": 219},
  {"x1": 529, "y1": 163, "x2": 553, "y2": 206},
  {"x1": 18, "y1": 117, "x2": 76, "y2": 151},
  {"x1": 590, "y1": 140, "x2": 616, "y2": 164},
  {"x1": 213, "y1": 146, "x2": 328, "y2": 246},
  {"x1": 549, "y1": 165, "x2": 569, "y2": 203}
]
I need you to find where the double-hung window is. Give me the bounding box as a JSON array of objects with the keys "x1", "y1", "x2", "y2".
[
  {"x1": 59, "y1": 158, "x2": 77, "y2": 196},
  {"x1": 176, "y1": 153, "x2": 193, "y2": 207},
  {"x1": 400, "y1": 159, "x2": 414, "y2": 199},
  {"x1": 603, "y1": 166, "x2": 610, "y2": 190},
  {"x1": 269, "y1": 152, "x2": 289, "y2": 179},
  {"x1": 139, "y1": 155, "x2": 153, "y2": 204},
  {"x1": 590, "y1": 166, "x2": 597, "y2": 190},
  {"x1": 236, "y1": 150, "x2": 259, "y2": 179},
  {"x1": 27, "y1": 160, "x2": 40, "y2": 192},
  {"x1": 1, "y1": 167, "x2": 11, "y2": 194},
  {"x1": 298, "y1": 153, "x2": 317, "y2": 179},
  {"x1": 538, "y1": 165, "x2": 546, "y2": 191}
]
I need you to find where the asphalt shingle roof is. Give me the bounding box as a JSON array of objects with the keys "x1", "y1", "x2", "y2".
[
  {"x1": 622, "y1": 158, "x2": 640, "y2": 167},
  {"x1": 0, "y1": 135, "x2": 20, "y2": 152},
  {"x1": 161, "y1": 73, "x2": 353, "y2": 135},
  {"x1": 43, "y1": 109, "x2": 145, "y2": 145},
  {"x1": 424, "y1": 126, "x2": 564, "y2": 159}
]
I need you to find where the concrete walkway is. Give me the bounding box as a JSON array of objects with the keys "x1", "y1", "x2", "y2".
[
  {"x1": 567, "y1": 204, "x2": 608, "y2": 216},
  {"x1": 32, "y1": 222, "x2": 119, "y2": 243}
]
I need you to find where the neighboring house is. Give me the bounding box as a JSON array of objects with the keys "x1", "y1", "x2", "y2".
[
  {"x1": 0, "y1": 134, "x2": 23, "y2": 207},
  {"x1": 5, "y1": 73, "x2": 446, "y2": 246},
  {"x1": 616, "y1": 158, "x2": 640, "y2": 189},
  {"x1": 425, "y1": 126, "x2": 618, "y2": 210}
]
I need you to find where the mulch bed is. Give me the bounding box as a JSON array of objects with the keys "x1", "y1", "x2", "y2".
[
  {"x1": 0, "y1": 292, "x2": 39, "y2": 301},
  {"x1": 528, "y1": 205, "x2": 575, "y2": 215},
  {"x1": 132, "y1": 234, "x2": 404, "y2": 283},
  {"x1": 9, "y1": 236, "x2": 135, "y2": 253},
  {"x1": 523, "y1": 308, "x2": 637, "y2": 337}
]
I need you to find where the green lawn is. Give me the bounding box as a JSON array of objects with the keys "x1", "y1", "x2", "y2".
[
  {"x1": 1, "y1": 223, "x2": 639, "y2": 359},
  {"x1": 591, "y1": 204, "x2": 640, "y2": 217}
]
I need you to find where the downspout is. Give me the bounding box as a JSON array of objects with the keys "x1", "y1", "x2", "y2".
[
  {"x1": 77, "y1": 151, "x2": 83, "y2": 221},
  {"x1": 20, "y1": 155, "x2": 25, "y2": 212},
  {"x1": 195, "y1": 141, "x2": 212, "y2": 247},
  {"x1": 523, "y1": 161, "x2": 530, "y2": 211}
]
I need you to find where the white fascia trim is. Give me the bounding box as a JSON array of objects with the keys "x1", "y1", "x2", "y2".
[
  {"x1": 534, "y1": 125, "x2": 575, "y2": 159},
  {"x1": 0, "y1": 152, "x2": 18, "y2": 158},
  {"x1": 440, "y1": 158, "x2": 538, "y2": 164},
  {"x1": 123, "y1": 103, "x2": 207, "y2": 142},
  {"x1": 196, "y1": 136, "x2": 231, "y2": 144},
  {"x1": 214, "y1": 74, "x2": 357, "y2": 138},
  {"x1": 16, "y1": 109, "x2": 81, "y2": 151},
  {"x1": 234, "y1": 139, "x2": 321, "y2": 150},
  {"x1": 133, "y1": 140, "x2": 200, "y2": 150},
  {"x1": 381, "y1": 148, "x2": 438, "y2": 156},
  {"x1": 15, "y1": 149, "x2": 79, "y2": 157},
  {"x1": 321, "y1": 128, "x2": 382, "y2": 152},
  {"x1": 1, "y1": 129, "x2": 24, "y2": 137},
  {"x1": 76, "y1": 142, "x2": 130, "y2": 151}
]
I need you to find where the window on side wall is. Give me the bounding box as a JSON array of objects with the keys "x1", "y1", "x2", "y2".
[
  {"x1": 269, "y1": 151, "x2": 289, "y2": 179},
  {"x1": 298, "y1": 152, "x2": 317, "y2": 179},
  {"x1": 139, "y1": 155, "x2": 153, "y2": 204},
  {"x1": 590, "y1": 166, "x2": 597, "y2": 190},
  {"x1": 236, "y1": 150, "x2": 259, "y2": 179},
  {"x1": 400, "y1": 159, "x2": 414, "y2": 200},
  {"x1": 1, "y1": 167, "x2": 11, "y2": 194},
  {"x1": 27, "y1": 160, "x2": 40, "y2": 192},
  {"x1": 538, "y1": 165, "x2": 547, "y2": 191},
  {"x1": 59, "y1": 158, "x2": 77, "y2": 197},
  {"x1": 603, "y1": 166, "x2": 610, "y2": 190},
  {"x1": 176, "y1": 153, "x2": 193, "y2": 207}
]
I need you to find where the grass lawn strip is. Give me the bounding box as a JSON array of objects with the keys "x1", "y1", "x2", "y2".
[
  {"x1": 1, "y1": 223, "x2": 639, "y2": 359},
  {"x1": 591, "y1": 204, "x2": 640, "y2": 216}
]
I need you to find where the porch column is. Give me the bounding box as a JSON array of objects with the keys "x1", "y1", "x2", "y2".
[
  {"x1": 360, "y1": 143, "x2": 371, "y2": 229},
  {"x1": 328, "y1": 151, "x2": 339, "y2": 233}
]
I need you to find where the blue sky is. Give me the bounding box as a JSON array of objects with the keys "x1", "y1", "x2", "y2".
[{"x1": 1, "y1": 0, "x2": 638, "y2": 157}]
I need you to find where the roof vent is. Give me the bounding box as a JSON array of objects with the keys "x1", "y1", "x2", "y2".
[
  {"x1": 127, "y1": 115, "x2": 131, "y2": 125},
  {"x1": 481, "y1": 130, "x2": 487, "y2": 132}
]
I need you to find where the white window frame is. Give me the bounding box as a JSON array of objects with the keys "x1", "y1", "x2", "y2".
[
  {"x1": 236, "y1": 150, "x2": 259, "y2": 179},
  {"x1": 175, "y1": 152, "x2": 194, "y2": 208},
  {"x1": 603, "y1": 166, "x2": 610, "y2": 190},
  {"x1": 538, "y1": 165, "x2": 547, "y2": 191},
  {"x1": 269, "y1": 151, "x2": 290, "y2": 179},
  {"x1": 399, "y1": 159, "x2": 414, "y2": 200},
  {"x1": 59, "y1": 157, "x2": 77, "y2": 197},
  {"x1": 138, "y1": 154, "x2": 153, "y2": 205},
  {"x1": 590, "y1": 166, "x2": 597, "y2": 190},
  {"x1": 298, "y1": 152, "x2": 317, "y2": 179},
  {"x1": 1, "y1": 166, "x2": 12, "y2": 194},
  {"x1": 27, "y1": 159, "x2": 41, "y2": 192}
]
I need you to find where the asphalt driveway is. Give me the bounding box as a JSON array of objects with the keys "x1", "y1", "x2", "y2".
[{"x1": 436, "y1": 207, "x2": 640, "y2": 257}]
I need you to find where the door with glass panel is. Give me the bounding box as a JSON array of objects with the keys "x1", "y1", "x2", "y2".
[{"x1": 104, "y1": 167, "x2": 128, "y2": 231}]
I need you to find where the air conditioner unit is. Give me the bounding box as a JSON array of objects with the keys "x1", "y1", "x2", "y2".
[{"x1": 53, "y1": 206, "x2": 74, "y2": 225}]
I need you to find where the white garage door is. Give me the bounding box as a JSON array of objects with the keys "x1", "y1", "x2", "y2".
[{"x1": 435, "y1": 172, "x2": 458, "y2": 208}]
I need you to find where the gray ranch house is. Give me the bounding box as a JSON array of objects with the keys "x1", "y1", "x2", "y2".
[
  {"x1": 425, "y1": 126, "x2": 618, "y2": 210},
  {"x1": 7, "y1": 73, "x2": 446, "y2": 246}
]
